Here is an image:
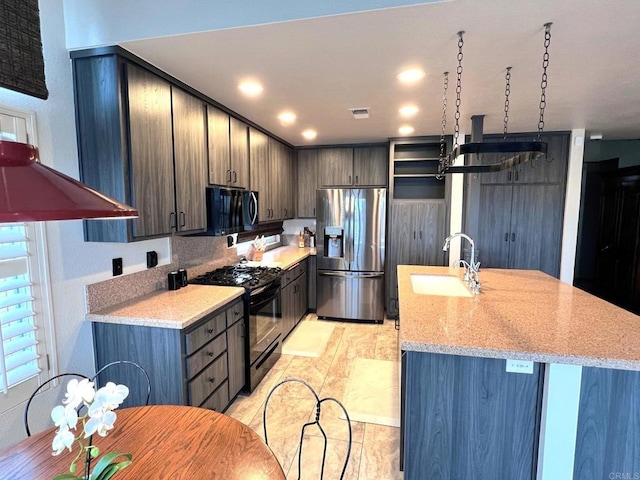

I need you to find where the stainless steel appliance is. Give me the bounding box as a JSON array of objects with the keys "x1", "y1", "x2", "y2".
[
  {"x1": 316, "y1": 188, "x2": 386, "y2": 323},
  {"x1": 189, "y1": 264, "x2": 282, "y2": 392},
  {"x1": 202, "y1": 187, "x2": 258, "y2": 236}
]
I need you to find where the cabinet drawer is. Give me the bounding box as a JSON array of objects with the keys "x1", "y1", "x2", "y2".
[
  {"x1": 188, "y1": 351, "x2": 228, "y2": 406},
  {"x1": 226, "y1": 301, "x2": 244, "y2": 327},
  {"x1": 185, "y1": 333, "x2": 227, "y2": 379},
  {"x1": 199, "y1": 380, "x2": 230, "y2": 412},
  {"x1": 185, "y1": 310, "x2": 226, "y2": 355},
  {"x1": 284, "y1": 262, "x2": 305, "y2": 286}
]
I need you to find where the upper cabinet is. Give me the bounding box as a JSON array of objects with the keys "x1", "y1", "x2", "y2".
[
  {"x1": 207, "y1": 107, "x2": 249, "y2": 189},
  {"x1": 249, "y1": 128, "x2": 271, "y2": 223},
  {"x1": 297, "y1": 150, "x2": 319, "y2": 218},
  {"x1": 73, "y1": 53, "x2": 208, "y2": 242},
  {"x1": 316, "y1": 146, "x2": 388, "y2": 187}
]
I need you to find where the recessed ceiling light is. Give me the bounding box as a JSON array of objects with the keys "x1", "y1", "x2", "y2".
[
  {"x1": 397, "y1": 69, "x2": 425, "y2": 83},
  {"x1": 400, "y1": 105, "x2": 419, "y2": 117},
  {"x1": 302, "y1": 129, "x2": 317, "y2": 140},
  {"x1": 399, "y1": 125, "x2": 415, "y2": 136},
  {"x1": 238, "y1": 81, "x2": 263, "y2": 97},
  {"x1": 278, "y1": 111, "x2": 296, "y2": 125}
]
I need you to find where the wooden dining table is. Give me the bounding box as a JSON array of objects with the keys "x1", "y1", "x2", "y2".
[{"x1": 0, "y1": 405, "x2": 286, "y2": 479}]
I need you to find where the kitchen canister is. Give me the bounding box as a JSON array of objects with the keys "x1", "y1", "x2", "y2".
[
  {"x1": 178, "y1": 268, "x2": 188, "y2": 287},
  {"x1": 168, "y1": 271, "x2": 181, "y2": 290}
]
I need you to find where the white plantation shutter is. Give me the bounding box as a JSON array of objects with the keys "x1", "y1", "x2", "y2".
[{"x1": 0, "y1": 224, "x2": 41, "y2": 393}]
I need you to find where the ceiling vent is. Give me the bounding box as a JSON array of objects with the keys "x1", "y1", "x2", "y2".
[{"x1": 349, "y1": 107, "x2": 370, "y2": 119}]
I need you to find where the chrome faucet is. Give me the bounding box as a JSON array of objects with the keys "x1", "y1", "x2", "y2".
[{"x1": 443, "y1": 233, "x2": 481, "y2": 294}]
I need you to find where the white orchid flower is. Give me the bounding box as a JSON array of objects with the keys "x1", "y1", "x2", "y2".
[
  {"x1": 93, "y1": 382, "x2": 129, "y2": 411},
  {"x1": 51, "y1": 404, "x2": 79, "y2": 430},
  {"x1": 62, "y1": 378, "x2": 95, "y2": 409},
  {"x1": 85, "y1": 409, "x2": 117, "y2": 437},
  {"x1": 51, "y1": 426, "x2": 75, "y2": 456}
]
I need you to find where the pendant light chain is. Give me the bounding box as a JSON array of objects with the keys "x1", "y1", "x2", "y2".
[
  {"x1": 537, "y1": 23, "x2": 552, "y2": 140},
  {"x1": 439, "y1": 72, "x2": 449, "y2": 161},
  {"x1": 503, "y1": 67, "x2": 512, "y2": 140},
  {"x1": 453, "y1": 31, "x2": 464, "y2": 152}
]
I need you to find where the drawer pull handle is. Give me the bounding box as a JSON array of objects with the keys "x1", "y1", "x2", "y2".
[
  {"x1": 234, "y1": 311, "x2": 240, "y2": 316},
  {"x1": 207, "y1": 328, "x2": 214, "y2": 334},
  {"x1": 207, "y1": 351, "x2": 214, "y2": 357},
  {"x1": 208, "y1": 377, "x2": 216, "y2": 383}
]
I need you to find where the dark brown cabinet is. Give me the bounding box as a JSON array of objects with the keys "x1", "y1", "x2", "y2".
[
  {"x1": 296, "y1": 150, "x2": 319, "y2": 218},
  {"x1": 475, "y1": 133, "x2": 569, "y2": 277},
  {"x1": 317, "y1": 146, "x2": 388, "y2": 187},
  {"x1": 92, "y1": 298, "x2": 245, "y2": 412},
  {"x1": 281, "y1": 260, "x2": 308, "y2": 339},
  {"x1": 72, "y1": 51, "x2": 208, "y2": 241},
  {"x1": 206, "y1": 107, "x2": 249, "y2": 189}
]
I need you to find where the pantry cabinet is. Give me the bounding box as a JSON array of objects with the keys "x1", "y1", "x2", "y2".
[{"x1": 297, "y1": 149, "x2": 319, "y2": 218}]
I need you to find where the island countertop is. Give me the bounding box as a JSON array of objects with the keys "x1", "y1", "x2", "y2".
[{"x1": 398, "y1": 265, "x2": 640, "y2": 370}]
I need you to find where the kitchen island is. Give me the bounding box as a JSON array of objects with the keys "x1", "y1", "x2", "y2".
[{"x1": 398, "y1": 265, "x2": 640, "y2": 480}]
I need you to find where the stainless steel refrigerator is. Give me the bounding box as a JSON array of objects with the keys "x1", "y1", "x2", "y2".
[{"x1": 316, "y1": 187, "x2": 386, "y2": 323}]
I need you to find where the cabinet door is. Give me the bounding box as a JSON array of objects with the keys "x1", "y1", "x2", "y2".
[
  {"x1": 230, "y1": 117, "x2": 249, "y2": 188},
  {"x1": 308, "y1": 256, "x2": 317, "y2": 311},
  {"x1": 126, "y1": 63, "x2": 175, "y2": 238},
  {"x1": 414, "y1": 202, "x2": 447, "y2": 266},
  {"x1": 206, "y1": 105, "x2": 231, "y2": 186},
  {"x1": 297, "y1": 271, "x2": 308, "y2": 323},
  {"x1": 354, "y1": 146, "x2": 388, "y2": 186},
  {"x1": 386, "y1": 202, "x2": 418, "y2": 315},
  {"x1": 515, "y1": 134, "x2": 568, "y2": 185},
  {"x1": 477, "y1": 185, "x2": 513, "y2": 269},
  {"x1": 268, "y1": 138, "x2": 284, "y2": 220},
  {"x1": 172, "y1": 88, "x2": 207, "y2": 232},
  {"x1": 283, "y1": 144, "x2": 295, "y2": 219},
  {"x1": 281, "y1": 282, "x2": 295, "y2": 338},
  {"x1": 509, "y1": 184, "x2": 564, "y2": 277},
  {"x1": 297, "y1": 149, "x2": 318, "y2": 217},
  {"x1": 318, "y1": 148, "x2": 353, "y2": 186},
  {"x1": 249, "y1": 128, "x2": 271, "y2": 222},
  {"x1": 227, "y1": 317, "x2": 246, "y2": 399}
]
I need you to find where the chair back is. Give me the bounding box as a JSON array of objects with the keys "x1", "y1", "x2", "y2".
[
  {"x1": 263, "y1": 378, "x2": 352, "y2": 480},
  {"x1": 23, "y1": 372, "x2": 90, "y2": 437},
  {"x1": 92, "y1": 360, "x2": 151, "y2": 407}
]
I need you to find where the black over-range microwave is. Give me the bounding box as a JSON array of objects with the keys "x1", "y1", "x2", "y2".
[{"x1": 204, "y1": 187, "x2": 258, "y2": 236}]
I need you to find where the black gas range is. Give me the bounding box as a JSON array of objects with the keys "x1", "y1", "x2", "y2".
[{"x1": 190, "y1": 263, "x2": 283, "y2": 393}]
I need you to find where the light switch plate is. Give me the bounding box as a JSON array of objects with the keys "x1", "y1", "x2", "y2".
[{"x1": 506, "y1": 359, "x2": 533, "y2": 374}]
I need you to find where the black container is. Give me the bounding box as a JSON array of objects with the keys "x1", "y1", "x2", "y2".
[
  {"x1": 178, "y1": 268, "x2": 188, "y2": 287},
  {"x1": 168, "y1": 271, "x2": 181, "y2": 290}
]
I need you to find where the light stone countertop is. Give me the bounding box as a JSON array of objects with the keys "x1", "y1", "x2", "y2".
[
  {"x1": 398, "y1": 265, "x2": 640, "y2": 370},
  {"x1": 86, "y1": 284, "x2": 244, "y2": 330},
  {"x1": 247, "y1": 245, "x2": 313, "y2": 270}
]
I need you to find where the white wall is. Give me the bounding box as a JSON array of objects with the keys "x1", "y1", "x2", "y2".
[{"x1": 0, "y1": 0, "x2": 170, "y2": 449}]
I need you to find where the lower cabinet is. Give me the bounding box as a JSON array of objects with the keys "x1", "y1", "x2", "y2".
[
  {"x1": 402, "y1": 351, "x2": 543, "y2": 479},
  {"x1": 281, "y1": 259, "x2": 309, "y2": 339},
  {"x1": 92, "y1": 297, "x2": 245, "y2": 412},
  {"x1": 308, "y1": 255, "x2": 317, "y2": 311}
]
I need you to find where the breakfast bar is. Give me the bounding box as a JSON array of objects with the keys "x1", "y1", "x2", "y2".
[{"x1": 398, "y1": 265, "x2": 640, "y2": 480}]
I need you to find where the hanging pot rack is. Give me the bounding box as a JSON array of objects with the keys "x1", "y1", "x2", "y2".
[{"x1": 438, "y1": 23, "x2": 553, "y2": 175}]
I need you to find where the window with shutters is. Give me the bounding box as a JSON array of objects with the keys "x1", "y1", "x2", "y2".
[{"x1": 0, "y1": 106, "x2": 54, "y2": 413}]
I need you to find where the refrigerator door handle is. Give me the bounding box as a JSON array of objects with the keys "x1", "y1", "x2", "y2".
[{"x1": 319, "y1": 271, "x2": 384, "y2": 278}]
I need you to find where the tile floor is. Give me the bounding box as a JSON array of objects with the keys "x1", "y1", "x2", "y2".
[{"x1": 225, "y1": 314, "x2": 404, "y2": 480}]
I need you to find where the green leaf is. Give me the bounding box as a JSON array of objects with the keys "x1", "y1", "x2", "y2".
[{"x1": 89, "y1": 452, "x2": 133, "y2": 480}]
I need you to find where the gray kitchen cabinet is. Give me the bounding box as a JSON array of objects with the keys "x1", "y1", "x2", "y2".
[
  {"x1": 402, "y1": 351, "x2": 542, "y2": 479},
  {"x1": 475, "y1": 132, "x2": 569, "y2": 278},
  {"x1": 308, "y1": 255, "x2": 317, "y2": 311},
  {"x1": 281, "y1": 260, "x2": 309, "y2": 338},
  {"x1": 230, "y1": 117, "x2": 250, "y2": 188},
  {"x1": 172, "y1": 87, "x2": 207, "y2": 233},
  {"x1": 249, "y1": 128, "x2": 271, "y2": 223},
  {"x1": 206, "y1": 106, "x2": 250, "y2": 189},
  {"x1": 353, "y1": 146, "x2": 388, "y2": 186},
  {"x1": 297, "y1": 150, "x2": 319, "y2": 217},
  {"x1": 72, "y1": 50, "x2": 209, "y2": 241},
  {"x1": 386, "y1": 201, "x2": 447, "y2": 318},
  {"x1": 317, "y1": 146, "x2": 388, "y2": 187},
  {"x1": 92, "y1": 297, "x2": 245, "y2": 412}
]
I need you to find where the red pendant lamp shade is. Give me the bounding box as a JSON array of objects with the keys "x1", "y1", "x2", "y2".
[{"x1": 0, "y1": 140, "x2": 138, "y2": 222}]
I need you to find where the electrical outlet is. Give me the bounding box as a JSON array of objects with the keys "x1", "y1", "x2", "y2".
[
  {"x1": 505, "y1": 359, "x2": 533, "y2": 374},
  {"x1": 112, "y1": 257, "x2": 123, "y2": 276},
  {"x1": 227, "y1": 233, "x2": 238, "y2": 248},
  {"x1": 146, "y1": 251, "x2": 158, "y2": 268}
]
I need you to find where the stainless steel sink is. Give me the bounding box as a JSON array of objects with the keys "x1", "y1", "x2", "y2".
[{"x1": 410, "y1": 273, "x2": 473, "y2": 297}]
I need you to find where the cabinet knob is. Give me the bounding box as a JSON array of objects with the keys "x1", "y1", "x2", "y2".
[
  {"x1": 349, "y1": 175, "x2": 352, "y2": 184},
  {"x1": 207, "y1": 351, "x2": 214, "y2": 357},
  {"x1": 179, "y1": 211, "x2": 186, "y2": 228},
  {"x1": 505, "y1": 233, "x2": 509, "y2": 242},
  {"x1": 512, "y1": 233, "x2": 516, "y2": 242},
  {"x1": 234, "y1": 311, "x2": 240, "y2": 316},
  {"x1": 169, "y1": 212, "x2": 177, "y2": 231},
  {"x1": 207, "y1": 328, "x2": 214, "y2": 334},
  {"x1": 233, "y1": 170, "x2": 238, "y2": 183},
  {"x1": 227, "y1": 169, "x2": 232, "y2": 182},
  {"x1": 208, "y1": 377, "x2": 216, "y2": 383},
  {"x1": 355, "y1": 175, "x2": 359, "y2": 185}
]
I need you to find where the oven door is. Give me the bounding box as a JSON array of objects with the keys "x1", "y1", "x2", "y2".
[{"x1": 248, "y1": 280, "x2": 282, "y2": 365}]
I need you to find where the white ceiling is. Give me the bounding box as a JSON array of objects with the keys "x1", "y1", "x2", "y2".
[{"x1": 118, "y1": 0, "x2": 640, "y2": 146}]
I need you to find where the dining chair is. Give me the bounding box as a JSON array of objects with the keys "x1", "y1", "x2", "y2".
[
  {"x1": 23, "y1": 372, "x2": 90, "y2": 437},
  {"x1": 92, "y1": 360, "x2": 151, "y2": 407},
  {"x1": 263, "y1": 377, "x2": 353, "y2": 480}
]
